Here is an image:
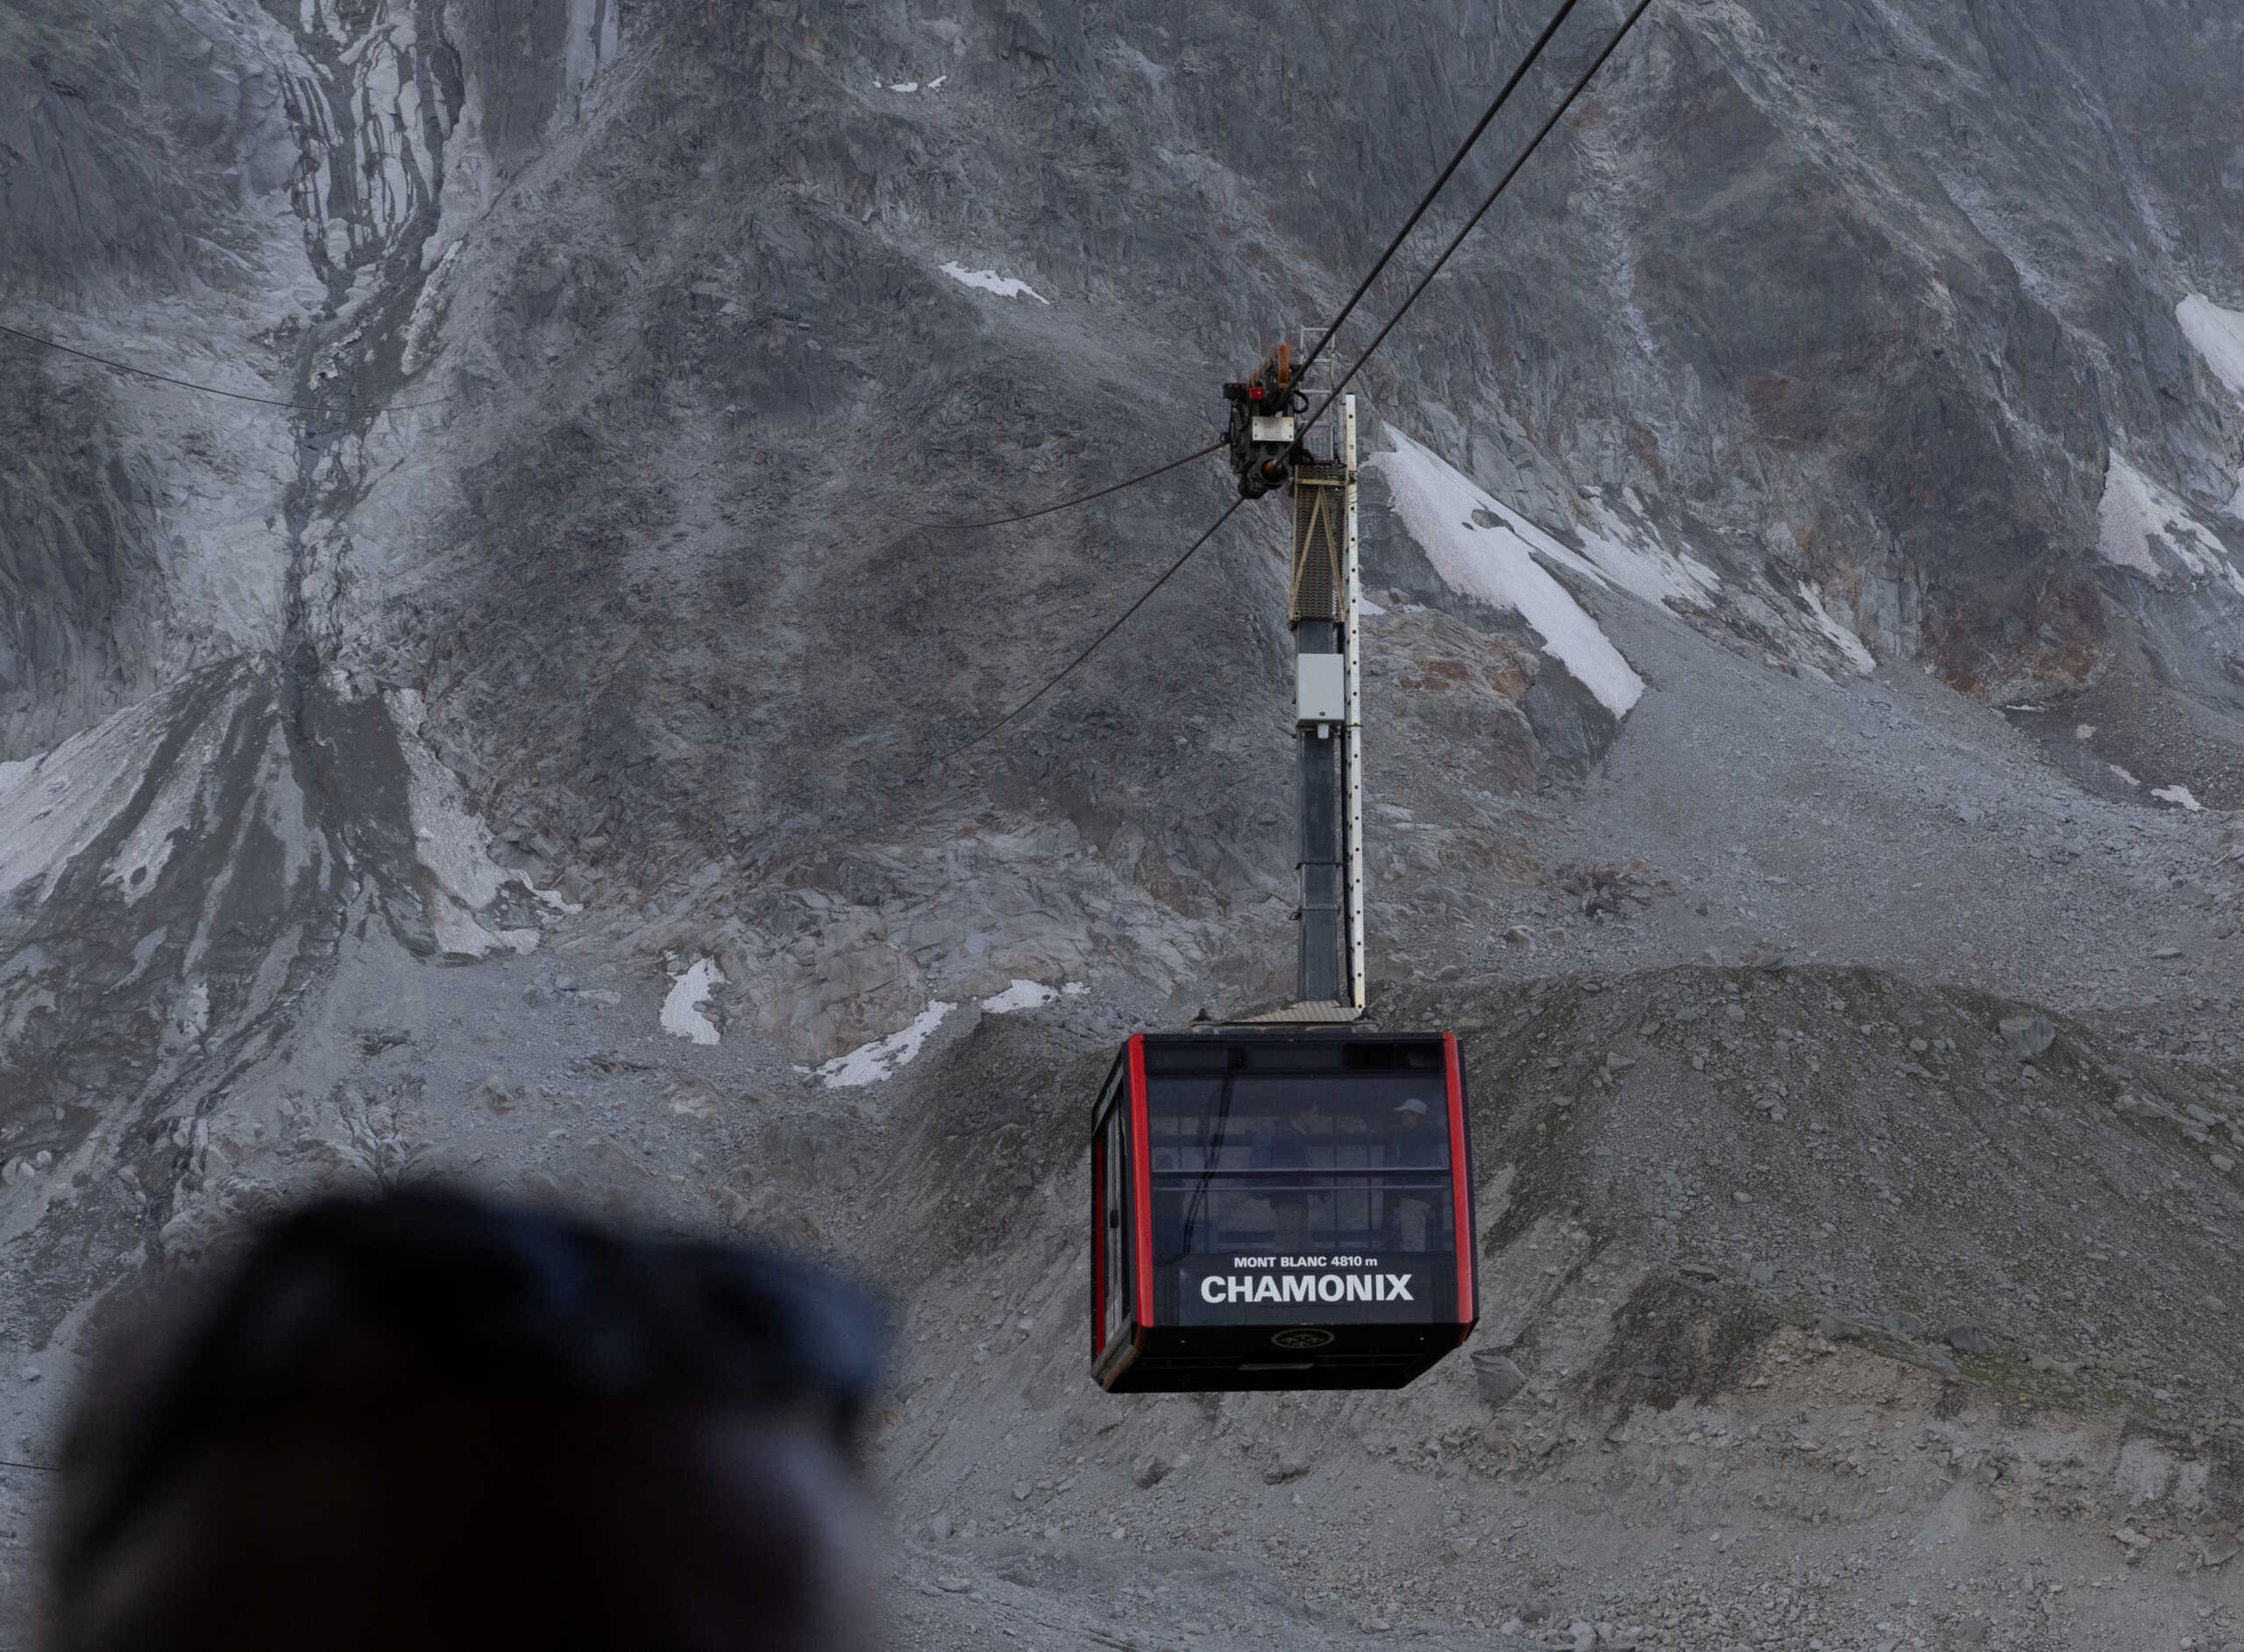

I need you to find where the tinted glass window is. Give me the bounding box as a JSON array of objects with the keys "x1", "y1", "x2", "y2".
[
  {"x1": 1144, "y1": 1074, "x2": 1450, "y2": 1175},
  {"x1": 1148, "y1": 1173, "x2": 1453, "y2": 1259},
  {"x1": 1141, "y1": 1071, "x2": 1455, "y2": 1327},
  {"x1": 1103, "y1": 1104, "x2": 1131, "y2": 1348}
]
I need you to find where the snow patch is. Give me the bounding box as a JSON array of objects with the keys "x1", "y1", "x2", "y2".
[
  {"x1": 121, "y1": 928, "x2": 167, "y2": 989},
  {"x1": 2198, "y1": 299, "x2": 2244, "y2": 519},
  {"x1": 1371, "y1": 431, "x2": 1644, "y2": 717},
  {"x1": 941, "y1": 262, "x2": 1050, "y2": 305},
  {"x1": 819, "y1": 1002, "x2": 955, "y2": 1088},
  {"x1": 252, "y1": 720, "x2": 321, "y2": 898},
  {"x1": 564, "y1": 0, "x2": 620, "y2": 105},
  {"x1": 0, "y1": 694, "x2": 181, "y2": 907},
  {"x1": 1578, "y1": 488, "x2": 1723, "y2": 608},
  {"x1": 99, "y1": 739, "x2": 211, "y2": 904},
  {"x1": 2075, "y1": 724, "x2": 2096, "y2": 741},
  {"x1": 388, "y1": 689, "x2": 541, "y2": 957},
  {"x1": 980, "y1": 980, "x2": 1074, "y2": 1014},
  {"x1": 1357, "y1": 594, "x2": 1388, "y2": 618},
  {"x1": 1799, "y1": 582, "x2": 1878, "y2": 674},
  {"x1": 2180, "y1": 296, "x2": 2244, "y2": 401},
  {"x1": 177, "y1": 981, "x2": 209, "y2": 1042},
  {"x1": 2109, "y1": 764, "x2": 2141, "y2": 788},
  {"x1": 981, "y1": 980, "x2": 1055, "y2": 1013},
  {"x1": 401, "y1": 240, "x2": 463, "y2": 375},
  {"x1": 529, "y1": 883, "x2": 584, "y2": 916},
  {"x1": 2151, "y1": 784, "x2": 2204, "y2": 812},
  {"x1": 662, "y1": 959, "x2": 724, "y2": 1045},
  {"x1": 2098, "y1": 455, "x2": 2242, "y2": 590}
]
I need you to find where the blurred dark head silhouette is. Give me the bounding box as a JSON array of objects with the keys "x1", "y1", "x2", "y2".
[{"x1": 43, "y1": 1188, "x2": 889, "y2": 1651}]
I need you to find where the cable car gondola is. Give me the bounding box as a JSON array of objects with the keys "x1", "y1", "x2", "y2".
[
  {"x1": 1071, "y1": 0, "x2": 1660, "y2": 1395},
  {"x1": 1090, "y1": 1031, "x2": 1475, "y2": 1393}
]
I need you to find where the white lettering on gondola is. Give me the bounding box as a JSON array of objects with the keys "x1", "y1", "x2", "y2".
[{"x1": 1199, "y1": 1273, "x2": 1415, "y2": 1304}]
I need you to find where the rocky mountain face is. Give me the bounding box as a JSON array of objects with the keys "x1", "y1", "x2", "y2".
[{"x1": 3, "y1": 0, "x2": 2243, "y2": 1644}]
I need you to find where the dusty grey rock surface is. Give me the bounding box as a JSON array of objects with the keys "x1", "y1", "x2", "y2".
[{"x1": 4, "y1": 1, "x2": 2244, "y2": 1648}]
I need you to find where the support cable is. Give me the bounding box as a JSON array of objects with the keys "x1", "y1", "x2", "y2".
[
  {"x1": 939, "y1": 0, "x2": 1655, "y2": 758},
  {"x1": 934, "y1": 496, "x2": 1246, "y2": 763},
  {"x1": 1292, "y1": 0, "x2": 1585, "y2": 385},
  {"x1": 0, "y1": 321, "x2": 459, "y2": 413},
  {"x1": 919, "y1": 440, "x2": 1223, "y2": 531},
  {"x1": 1300, "y1": 0, "x2": 1656, "y2": 441},
  {"x1": 924, "y1": 0, "x2": 1587, "y2": 533}
]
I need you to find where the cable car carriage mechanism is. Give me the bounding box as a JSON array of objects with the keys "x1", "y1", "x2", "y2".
[{"x1": 1090, "y1": 375, "x2": 1478, "y2": 1393}]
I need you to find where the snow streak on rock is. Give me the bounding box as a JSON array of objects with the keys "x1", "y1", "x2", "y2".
[
  {"x1": 1372, "y1": 431, "x2": 1645, "y2": 717},
  {"x1": 662, "y1": 959, "x2": 724, "y2": 1045},
  {"x1": 98, "y1": 731, "x2": 209, "y2": 906},
  {"x1": 2177, "y1": 296, "x2": 2244, "y2": 520},
  {"x1": 0, "y1": 695, "x2": 176, "y2": 907},
  {"x1": 980, "y1": 980, "x2": 1055, "y2": 1013},
  {"x1": 1578, "y1": 487, "x2": 1723, "y2": 609},
  {"x1": 979, "y1": 979, "x2": 1083, "y2": 1013},
  {"x1": 277, "y1": 3, "x2": 445, "y2": 278},
  {"x1": 941, "y1": 263, "x2": 1050, "y2": 304},
  {"x1": 818, "y1": 1001, "x2": 955, "y2": 1087},
  {"x1": 388, "y1": 689, "x2": 541, "y2": 959},
  {"x1": 562, "y1": 0, "x2": 621, "y2": 112},
  {"x1": 1799, "y1": 582, "x2": 1878, "y2": 675},
  {"x1": 2098, "y1": 456, "x2": 2244, "y2": 593},
  {"x1": 2179, "y1": 297, "x2": 2244, "y2": 400}
]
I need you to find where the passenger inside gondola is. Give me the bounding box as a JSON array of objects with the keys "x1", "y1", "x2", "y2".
[
  {"x1": 1255, "y1": 1102, "x2": 1324, "y2": 1252},
  {"x1": 1381, "y1": 1097, "x2": 1434, "y2": 1255}
]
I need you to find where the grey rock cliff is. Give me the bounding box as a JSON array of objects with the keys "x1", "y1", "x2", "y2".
[{"x1": 2, "y1": 1, "x2": 2243, "y2": 1641}]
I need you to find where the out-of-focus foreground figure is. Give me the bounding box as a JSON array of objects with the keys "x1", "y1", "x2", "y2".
[{"x1": 41, "y1": 1190, "x2": 889, "y2": 1651}]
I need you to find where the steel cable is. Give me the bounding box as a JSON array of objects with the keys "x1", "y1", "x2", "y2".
[
  {"x1": 922, "y1": 0, "x2": 1586, "y2": 534},
  {"x1": 919, "y1": 440, "x2": 1224, "y2": 532},
  {"x1": 1291, "y1": 0, "x2": 1587, "y2": 385},
  {"x1": 933, "y1": 495, "x2": 1248, "y2": 764},
  {"x1": 939, "y1": 0, "x2": 1656, "y2": 758},
  {"x1": 1300, "y1": 0, "x2": 1657, "y2": 442},
  {"x1": 0, "y1": 321, "x2": 460, "y2": 414}
]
